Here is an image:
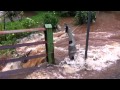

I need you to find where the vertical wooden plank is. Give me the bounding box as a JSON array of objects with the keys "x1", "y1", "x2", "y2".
[{"x1": 44, "y1": 24, "x2": 55, "y2": 64}]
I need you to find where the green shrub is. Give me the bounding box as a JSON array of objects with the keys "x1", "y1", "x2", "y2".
[
  {"x1": 0, "y1": 11, "x2": 48, "y2": 56},
  {"x1": 58, "y1": 11, "x2": 76, "y2": 17},
  {"x1": 5, "y1": 21, "x2": 24, "y2": 30},
  {"x1": 0, "y1": 12, "x2": 47, "y2": 45},
  {"x1": 43, "y1": 12, "x2": 59, "y2": 32},
  {"x1": 0, "y1": 33, "x2": 30, "y2": 45},
  {"x1": 75, "y1": 11, "x2": 96, "y2": 25},
  {"x1": 21, "y1": 17, "x2": 37, "y2": 28},
  {"x1": 0, "y1": 23, "x2": 3, "y2": 31}
]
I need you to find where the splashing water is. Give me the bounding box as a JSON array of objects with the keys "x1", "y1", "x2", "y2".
[{"x1": 59, "y1": 43, "x2": 120, "y2": 72}]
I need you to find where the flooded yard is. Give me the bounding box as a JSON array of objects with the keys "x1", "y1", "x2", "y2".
[{"x1": 1, "y1": 11, "x2": 120, "y2": 79}]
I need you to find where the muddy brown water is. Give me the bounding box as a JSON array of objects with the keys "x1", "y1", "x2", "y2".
[
  {"x1": 1, "y1": 11, "x2": 120, "y2": 79},
  {"x1": 23, "y1": 11, "x2": 37, "y2": 17},
  {"x1": 56, "y1": 11, "x2": 120, "y2": 47},
  {"x1": 54, "y1": 11, "x2": 120, "y2": 79}
]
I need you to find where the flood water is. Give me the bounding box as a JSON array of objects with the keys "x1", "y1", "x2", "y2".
[
  {"x1": 1, "y1": 11, "x2": 120, "y2": 79},
  {"x1": 23, "y1": 11, "x2": 37, "y2": 17}
]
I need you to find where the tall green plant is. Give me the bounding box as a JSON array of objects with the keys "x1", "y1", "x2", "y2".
[
  {"x1": 57, "y1": 11, "x2": 76, "y2": 17},
  {"x1": 75, "y1": 11, "x2": 96, "y2": 25},
  {"x1": 21, "y1": 17, "x2": 37, "y2": 28},
  {"x1": 43, "y1": 12, "x2": 59, "y2": 32}
]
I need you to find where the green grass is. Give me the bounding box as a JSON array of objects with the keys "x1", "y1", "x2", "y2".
[
  {"x1": 0, "y1": 11, "x2": 49, "y2": 43},
  {"x1": 0, "y1": 11, "x2": 47, "y2": 30},
  {"x1": 0, "y1": 11, "x2": 60, "y2": 56},
  {"x1": 0, "y1": 11, "x2": 60, "y2": 30}
]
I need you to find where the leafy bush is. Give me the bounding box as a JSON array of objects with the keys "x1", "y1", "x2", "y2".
[
  {"x1": 43, "y1": 12, "x2": 59, "y2": 32},
  {"x1": 5, "y1": 21, "x2": 24, "y2": 30},
  {"x1": 21, "y1": 17, "x2": 37, "y2": 28},
  {"x1": 75, "y1": 11, "x2": 96, "y2": 25},
  {"x1": 0, "y1": 11, "x2": 49, "y2": 56},
  {"x1": 0, "y1": 23, "x2": 3, "y2": 30},
  {"x1": 0, "y1": 11, "x2": 48, "y2": 44},
  {"x1": 58, "y1": 11, "x2": 76, "y2": 17}
]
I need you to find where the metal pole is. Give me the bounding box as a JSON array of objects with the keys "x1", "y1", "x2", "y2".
[{"x1": 85, "y1": 11, "x2": 92, "y2": 60}]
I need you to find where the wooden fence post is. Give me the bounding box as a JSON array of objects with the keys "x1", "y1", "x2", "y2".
[{"x1": 44, "y1": 24, "x2": 55, "y2": 64}]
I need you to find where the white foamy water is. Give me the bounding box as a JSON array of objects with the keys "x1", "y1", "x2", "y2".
[
  {"x1": 2, "y1": 61, "x2": 22, "y2": 72},
  {"x1": 25, "y1": 43, "x2": 120, "y2": 79},
  {"x1": 60, "y1": 43, "x2": 120, "y2": 71},
  {"x1": 2, "y1": 29, "x2": 120, "y2": 75}
]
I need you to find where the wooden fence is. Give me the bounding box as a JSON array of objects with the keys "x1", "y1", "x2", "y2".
[{"x1": 0, "y1": 24, "x2": 55, "y2": 79}]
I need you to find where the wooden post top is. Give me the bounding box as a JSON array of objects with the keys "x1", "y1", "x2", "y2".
[{"x1": 45, "y1": 24, "x2": 52, "y2": 29}]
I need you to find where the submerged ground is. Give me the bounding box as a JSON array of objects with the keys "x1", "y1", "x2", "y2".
[{"x1": 1, "y1": 11, "x2": 120, "y2": 79}]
